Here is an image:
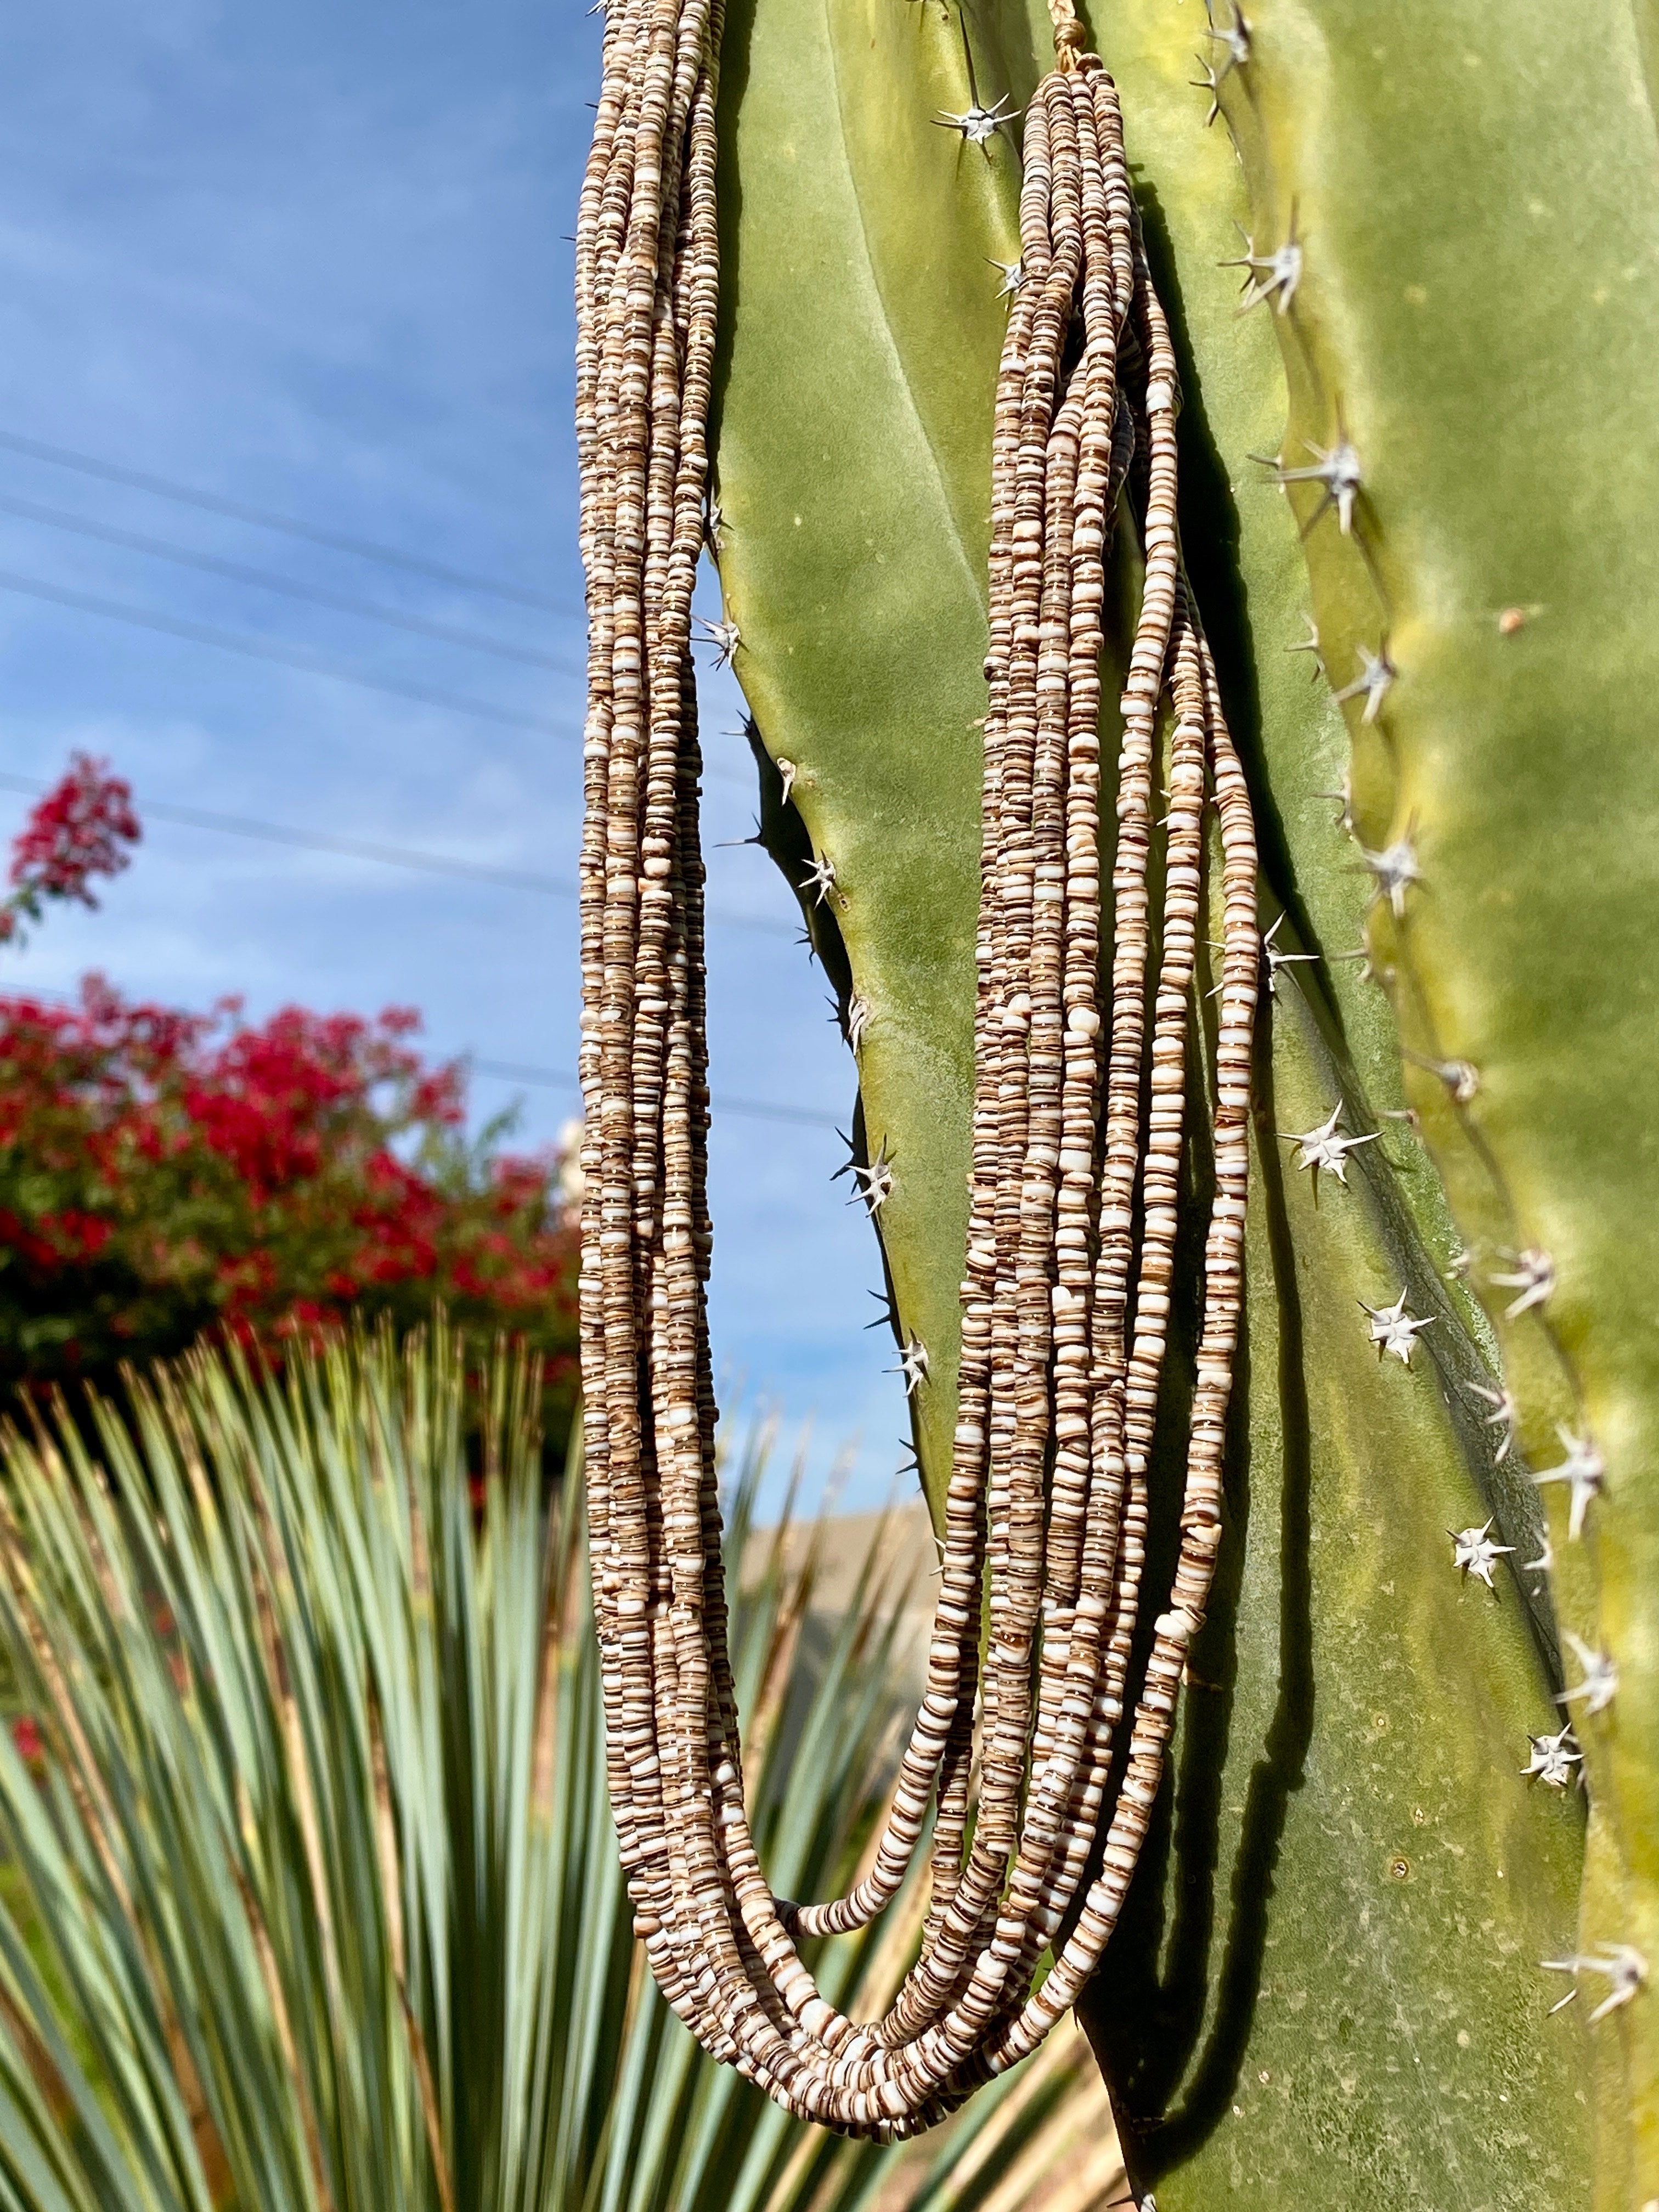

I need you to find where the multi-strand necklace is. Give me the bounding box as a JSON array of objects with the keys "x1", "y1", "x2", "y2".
[{"x1": 575, "y1": 0, "x2": 1259, "y2": 2137}]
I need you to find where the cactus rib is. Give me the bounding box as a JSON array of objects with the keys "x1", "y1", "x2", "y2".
[{"x1": 1198, "y1": 0, "x2": 1659, "y2": 2194}]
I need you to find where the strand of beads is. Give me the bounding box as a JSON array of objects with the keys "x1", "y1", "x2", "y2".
[{"x1": 575, "y1": 0, "x2": 1260, "y2": 2136}]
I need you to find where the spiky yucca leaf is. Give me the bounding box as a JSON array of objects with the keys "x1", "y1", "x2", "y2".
[{"x1": 0, "y1": 1329, "x2": 1118, "y2": 2212}]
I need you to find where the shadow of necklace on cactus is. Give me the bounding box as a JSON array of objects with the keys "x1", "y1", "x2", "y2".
[{"x1": 573, "y1": 0, "x2": 1260, "y2": 2138}]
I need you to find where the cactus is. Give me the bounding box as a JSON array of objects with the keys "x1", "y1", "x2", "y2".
[{"x1": 580, "y1": 0, "x2": 1658, "y2": 2195}]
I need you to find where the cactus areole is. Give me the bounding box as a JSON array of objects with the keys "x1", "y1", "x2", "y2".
[{"x1": 574, "y1": 0, "x2": 1260, "y2": 2137}]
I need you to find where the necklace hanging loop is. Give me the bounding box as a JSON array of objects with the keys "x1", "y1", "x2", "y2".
[{"x1": 1046, "y1": 0, "x2": 1088, "y2": 69}]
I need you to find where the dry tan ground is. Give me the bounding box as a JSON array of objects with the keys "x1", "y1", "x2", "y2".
[{"x1": 742, "y1": 1500, "x2": 938, "y2": 1689}]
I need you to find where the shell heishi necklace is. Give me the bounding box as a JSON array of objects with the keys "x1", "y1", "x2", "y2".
[{"x1": 574, "y1": 0, "x2": 1259, "y2": 2137}]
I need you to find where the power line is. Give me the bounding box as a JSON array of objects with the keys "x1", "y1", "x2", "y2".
[
  {"x1": 470, "y1": 1056, "x2": 840, "y2": 1130},
  {"x1": 0, "y1": 564, "x2": 578, "y2": 737},
  {"x1": 0, "y1": 772, "x2": 797, "y2": 940},
  {"x1": 0, "y1": 489, "x2": 580, "y2": 669},
  {"x1": 0, "y1": 566, "x2": 753, "y2": 783},
  {"x1": 0, "y1": 981, "x2": 838, "y2": 1132},
  {"x1": 0, "y1": 426, "x2": 576, "y2": 616}
]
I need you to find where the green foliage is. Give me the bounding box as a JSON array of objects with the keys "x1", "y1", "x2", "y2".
[
  {"x1": 0, "y1": 978, "x2": 579, "y2": 1448},
  {"x1": 709, "y1": 0, "x2": 1626, "y2": 2197},
  {"x1": 0, "y1": 1328, "x2": 1111, "y2": 2210}
]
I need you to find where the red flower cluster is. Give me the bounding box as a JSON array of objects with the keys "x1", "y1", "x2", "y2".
[
  {"x1": 1, "y1": 755, "x2": 142, "y2": 944},
  {"x1": 0, "y1": 975, "x2": 579, "y2": 1440}
]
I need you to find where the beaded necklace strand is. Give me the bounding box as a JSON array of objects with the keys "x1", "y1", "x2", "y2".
[{"x1": 574, "y1": 0, "x2": 1260, "y2": 2137}]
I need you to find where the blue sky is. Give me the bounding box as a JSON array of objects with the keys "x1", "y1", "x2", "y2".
[{"x1": 0, "y1": 0, "x2": 909, "y2": 1508}]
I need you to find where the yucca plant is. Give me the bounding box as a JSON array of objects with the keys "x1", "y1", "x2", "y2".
[
  {"x1": 571, "y1": 0, "x2": 1659, "y2": 2202},
  {"x1": 0, "y1": 1328, "x2": 1116, "y2": 2211}
]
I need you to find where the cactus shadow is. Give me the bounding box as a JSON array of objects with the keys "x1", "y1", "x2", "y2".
[
  {"x1": 1131, "y1": 180, "x2": 1352, "y2": 1063},
  {"x1": 707, "y1": 0, "x2": 757, "y2": 462},
  {"x1": 1085, "y1": 1009, "x2": 1315, "y2": 2190}
]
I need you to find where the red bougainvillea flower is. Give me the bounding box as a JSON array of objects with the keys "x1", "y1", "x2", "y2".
[
  {"x1": 0, "y1": 754, "x2": 141, "y2": 944},
  {"x1": 0, "y1": 974, "x2": 580, "y2": 1446},
  {"x1": 0, "y1": 760, "x2": 578, "y2": 1448}
]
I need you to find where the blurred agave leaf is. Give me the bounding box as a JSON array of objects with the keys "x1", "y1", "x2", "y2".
[{"x1": 0, "y1": 1328, "x2": 1119, "y2": 2211}]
